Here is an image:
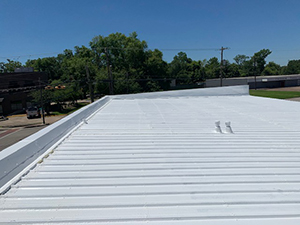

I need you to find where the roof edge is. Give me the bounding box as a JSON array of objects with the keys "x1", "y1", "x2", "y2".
[
  {"x1": 0, "y1": 96, "x2": 111, "y2": 194},
  {"x1": 111, "y1": 85, "x2": 249, "y2": 99}
]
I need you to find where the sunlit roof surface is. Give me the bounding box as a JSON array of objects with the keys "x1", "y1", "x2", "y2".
[{"x1": 1, "y1": 86, "x2": 300, "y2": 224}]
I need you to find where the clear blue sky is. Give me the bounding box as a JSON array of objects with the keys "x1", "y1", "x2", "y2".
[{"x1": 1, "y1": 0, "x2": 300, "y2": 65}]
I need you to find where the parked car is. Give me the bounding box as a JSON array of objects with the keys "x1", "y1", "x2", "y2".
[
  {"x1": 0, "y1": 115, "x2": 8, "y2": 121},
  {"x1": 26, "y1": 107, "x2": 41, "y2": 119}
]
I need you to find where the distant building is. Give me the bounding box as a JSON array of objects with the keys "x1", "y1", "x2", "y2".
[
  {"x1": 0, "y1": 71, "x2": 48, "y2": 115},
  {"x1": 14, "y1": 67, "x2": 34, "y2": 73},
  {"x1": 205, "y1": 74, "x2": 300, "y2": 89}
]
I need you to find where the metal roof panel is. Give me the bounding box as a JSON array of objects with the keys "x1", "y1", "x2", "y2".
[{"x1": 1, "y1": 86, "x2": 300, "y2": 224}]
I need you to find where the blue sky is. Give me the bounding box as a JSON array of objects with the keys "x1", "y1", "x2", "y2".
[{"x1": 1, "y1": 0, "x2": 300, "y2": 65}]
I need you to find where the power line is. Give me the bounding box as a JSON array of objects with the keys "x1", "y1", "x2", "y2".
[
  {"x1": 1, "y1": 47, "x2": 300, "y2": 61},
  {"x1": 0, "y1": 48, "x2": 221, "y2": 60},
  {"x1": 0, "y1": 52, "x2": 61, "y2": 59}
]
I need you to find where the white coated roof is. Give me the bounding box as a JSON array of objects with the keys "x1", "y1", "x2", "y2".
[{"x1": 1, "y1": 86, "x2": 300, "y2": 224}]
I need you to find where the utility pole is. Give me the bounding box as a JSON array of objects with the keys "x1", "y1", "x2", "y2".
[
  {"x1": 86, "y1": 65, "x2": 94, "y2": 102},
  {"x1": 39, "y1": 78, "x2": 45, "y2": 124},
  {"x1": 126, "y1": 72, "x2": 129, "y2": 94},
  {"x1": 105, "y1": 48, "x2": 114, "y2": 95},
  {"x1": 219, "y1": 46, "x2": 229, "y2": 87},
  {"x1": 109, "y1": 65, "x2": 114, "y2": 95},
  {"x1": 253, "y1": 58, "x2": 258, "y2": 90}
]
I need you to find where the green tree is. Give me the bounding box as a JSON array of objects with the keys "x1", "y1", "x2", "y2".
[
  {"x1": 144, "y1": 49, "x2": 169, "y2": 91},
  {"x1": 0, "y1": 62, "x2": 5, "y2": 73},
  {"x1": 188, "y1": 60, "x2": 206, "y2": 82},
  {"x1": 262, "y1": 62, "x2": 281, "y2": 75},
  {"x1": 60, "y1": 48, "x2": 96, "y2": 99},
  {"x1": 223, "y1": 61, "x2": 240, "y2": 78},
  {"x1": 90, "y1": 32, "x2": 147, "y2": 73},
  {"x1": 25, "y1": 57, "x2": 62, "y2": 80},
  {"x1": 204, "y1": 57, "x2": 220, "y2": 79},
  {"x1": 0, "y1": 59, "x2": 22, "y2": 73},
  {"x1": 29, "y1": 87, "x2": 53, "y2": 114},
  {"x1": 168, "y1": 52, "x2": 193, "y2": 84},
  {"x1": 251, "y1": 49, "x2": 272, "y2": 75},
  {"x1": 283, "y1": 59, "x2": 300, "y2": 75},
  {"x1": 90, "y1": 32, "x2": 165, "y2": 94},
  {"x1": 233, "y1": 54, "x2": 249, "y2": 66}
]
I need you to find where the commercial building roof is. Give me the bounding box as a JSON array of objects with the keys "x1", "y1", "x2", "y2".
[
  {"x1": 205, "y1": 74, "x2": 300, "y2": 89},
  {"x1": 1, "y1": 85, "x2": 300, "y2": 224}
]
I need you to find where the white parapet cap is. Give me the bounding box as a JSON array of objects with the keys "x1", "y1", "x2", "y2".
[{"x1": 0, "y1": 96, "x2": 111, "y2": 192}]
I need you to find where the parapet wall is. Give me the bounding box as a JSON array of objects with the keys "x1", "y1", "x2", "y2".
[
  {"x1": 0, "y1": 96, "x2": 111, "y2": 192},
  {"x1": 112, "y1": 85, "x2": 249, "y2": 99},
  {"x1": 0, "y1": 85, "x2": 249, "y2": 193}
]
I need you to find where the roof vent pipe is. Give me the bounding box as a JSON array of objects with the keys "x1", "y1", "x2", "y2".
[
  {"x1": 215, "y1": 121, "x2": 222, "y2": 133},
  {"x1": 225, "y1": 121, "x2": 233, "y2": 134}
]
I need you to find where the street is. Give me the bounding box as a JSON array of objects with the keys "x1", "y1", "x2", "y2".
[{"x1": 0, "y1": 115, "x2": 64, "y2": 151}]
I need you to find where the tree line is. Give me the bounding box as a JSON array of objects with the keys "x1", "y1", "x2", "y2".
[{"x1": 1, "y1": 32, "x2": 300, "y2": 100}]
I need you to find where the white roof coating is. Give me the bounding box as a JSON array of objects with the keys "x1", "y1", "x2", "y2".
[{"x1": 2, "y1": 85, "x2": 300, "y2": 224}]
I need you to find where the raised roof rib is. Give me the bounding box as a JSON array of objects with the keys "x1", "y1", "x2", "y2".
[{"x1": 1, "y1": 85, "x2": 300, "y2": 224}]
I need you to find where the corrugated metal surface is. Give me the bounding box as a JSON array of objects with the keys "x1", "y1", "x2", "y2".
[{"x1": 1, "y1": 90, "x2": 300, "y2": 224}]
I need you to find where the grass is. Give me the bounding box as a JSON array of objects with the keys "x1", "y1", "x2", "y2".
[
  {"x1": 250, "y1": 90, "x2": 300, "y2": 99},
  {"x1": 49, "y1": 102, "x2": 90, "y2": 116}
]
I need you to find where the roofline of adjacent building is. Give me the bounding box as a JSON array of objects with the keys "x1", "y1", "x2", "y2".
[{"x1": 207, "y1": 74, "x2": 300, "y2": 82}]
